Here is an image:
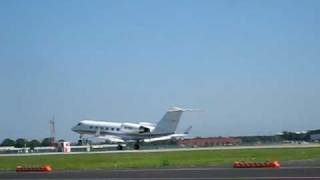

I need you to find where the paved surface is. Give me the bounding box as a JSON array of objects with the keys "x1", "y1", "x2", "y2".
[
  {"x1": 1, "y1": 167, "x2": 320, "y2": 179},
  {"x1": 1, "y1": 145, "x2": 319, "y2": 179},
  {"x1": 1, "y1": 144, "x2": 320, "y2": 157}
]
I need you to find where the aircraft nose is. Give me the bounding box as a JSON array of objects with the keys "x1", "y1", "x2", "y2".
[{"x1": 71, "y1": 125, "x2": 78, "y2": 132}]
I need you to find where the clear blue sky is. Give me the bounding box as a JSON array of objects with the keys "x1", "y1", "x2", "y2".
[{"x1": 0, "y1": 0, "x2": 319, "y2": 141}]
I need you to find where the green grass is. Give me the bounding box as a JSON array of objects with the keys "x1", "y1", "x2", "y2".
[{"x1": 1, "y1": 147, "x2": 320, "y2": 170}]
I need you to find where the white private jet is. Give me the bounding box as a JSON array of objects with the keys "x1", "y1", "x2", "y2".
[{"x1": 72, "y1": 107, "x2": 196, "y2": 150}]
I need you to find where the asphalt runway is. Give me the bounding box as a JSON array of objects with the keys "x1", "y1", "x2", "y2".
[{"x1": 1, "y1": 167, "x2": 320, "y2": 179}]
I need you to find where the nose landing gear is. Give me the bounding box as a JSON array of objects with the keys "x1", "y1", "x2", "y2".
[
  {"x1": 117, "y1": 144, "x2": 123, "y2": 150},
  {"x1": 78, "y1": 135, "x2": 83, "y2": 145},
  {"x1": 133, "y1": 143, "x2": 140, "y2": 150}
]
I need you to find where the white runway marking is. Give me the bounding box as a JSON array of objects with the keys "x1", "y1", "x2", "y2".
[{"x1": 106, "y1": 178, "x2": 320, "y2": 179}]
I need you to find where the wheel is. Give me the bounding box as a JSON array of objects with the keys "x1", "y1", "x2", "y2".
[
  {"x1": 78, "y1": 135, "x2": 83, "y2": 145},
  {"x1": 133, "y1": 144, "x2": 140, "y2": 150},
  {"x1": 117, "y1": 145, "x2": 123, "y2": 150}
]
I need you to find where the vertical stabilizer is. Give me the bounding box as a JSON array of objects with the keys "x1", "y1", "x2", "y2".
[{"x1": 152, "y1": 107, "x2": 185, "y2": 134}]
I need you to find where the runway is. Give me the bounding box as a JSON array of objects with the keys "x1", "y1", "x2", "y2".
[
  {"x1": 1, "y1": 166, "x2": 320, "y2": 179},
  {"x1": 1, "y1": 144, "x2": 320, "y2": 157}
]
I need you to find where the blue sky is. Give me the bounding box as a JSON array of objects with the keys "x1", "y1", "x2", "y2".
[{"x1": 0, "y1": 0, "x2": 319, "y2": 141}]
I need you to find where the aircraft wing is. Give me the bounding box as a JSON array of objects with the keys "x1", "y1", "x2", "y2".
[
  {"x1": 144, "y1": 134, "x2": 187, "y2": 143},
  {"x1": 144, "y1": 126, "x2": 192, "y2": 143},
  {"x1": 96, "y1": 135, "x2": 125, "y2": 143},
  {"x1": 94, "y1": 128, "x2": 124, "y2": 143}
]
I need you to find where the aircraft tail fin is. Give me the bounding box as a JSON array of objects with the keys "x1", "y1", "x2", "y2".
[{"x1": 152, "y1": 107, "x2": 185, "y2": 134}]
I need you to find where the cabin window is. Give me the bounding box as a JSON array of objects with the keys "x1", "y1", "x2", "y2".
[
  {"x1": 106, "y1": 127, "x2": 109, "y2": 130},
  {"x1": 90, "y1": 126, "x2": 93, "y2": 129},
  {"x1": 111, "y1": 128, "x2": 114, "y2": 131},
  {"x1": 116, "y1": 128, "x2": 120, "y2": 131},
  {"x1": 95, "y1": 126, "x2": 98, "y2": 129}
]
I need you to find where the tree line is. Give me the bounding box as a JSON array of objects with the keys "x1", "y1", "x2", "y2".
[
  {"x1": 275, "y1": 130, "x2": 320, "y2": 142},
  {"x1": 0, "y1": 138, "x2": 54, "y2": 148},
  {"x1": 236, "y1": 129, "x2": 320, "y2": 144}
]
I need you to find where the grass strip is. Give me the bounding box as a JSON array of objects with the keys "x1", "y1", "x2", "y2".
[{"x1": 0, "y1": 147, "x2": 319, "y2": 170}]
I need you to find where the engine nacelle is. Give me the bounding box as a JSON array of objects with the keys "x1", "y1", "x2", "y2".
[{"x1": 121, "y1": 123, "x2": 150, "y2": 134}]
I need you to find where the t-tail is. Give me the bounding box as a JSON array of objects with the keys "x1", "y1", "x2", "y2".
[{"x1": 152, "y1": 107, "x2": 185, "y2": 134}]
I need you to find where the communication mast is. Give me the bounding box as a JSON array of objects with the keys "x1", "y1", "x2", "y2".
[{"x1": 49, "y1": 116, "x2": 56, "y2": 146}]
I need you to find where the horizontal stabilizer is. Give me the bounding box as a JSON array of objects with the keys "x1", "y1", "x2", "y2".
[
  {"x1": 184, "y1": 126, "x2": 192, "y2": 134},
  {"x1": 152, "y1": 107, "x2": 201, "y2": 134}
]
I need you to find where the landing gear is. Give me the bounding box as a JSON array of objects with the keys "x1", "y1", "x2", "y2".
[
  {"x1": 133, "y1": 143, "x2": 140, "y2": 150},
  {"x1": 117, "y1": 144, "x2": 123, "y2": 150},
  {"x1": 78, "y1": 135, "x2": 83, "y2": 145}
]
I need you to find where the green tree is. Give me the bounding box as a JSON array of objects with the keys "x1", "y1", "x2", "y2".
[
  {"x1": 28, "y1": 139, "x2": 41, "y2": 149},
  {"x1": 15, "y1": 138, "x2": 28, "y2": 148},
  {"x1": 281, "y1": 131, "x2": 305, "y2": 141},
  {"x1": 1, "y1": 138, "x2": 15, "y2": 146},
  {"x1": 41, "y1": 137, "x2": 52, "y2": 146}
]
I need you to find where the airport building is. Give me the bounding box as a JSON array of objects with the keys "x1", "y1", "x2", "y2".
[
  {"x1": 178, "y1": 137, "x2": 241, "y2": 147},
  {"x1": 310, "y1": 134, "x2": 320, "y2": 141}
]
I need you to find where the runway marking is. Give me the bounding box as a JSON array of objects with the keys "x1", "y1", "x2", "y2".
[
  {"x1": 104, "y1": 178, "x2": 320, "y2": 179},
  {"x1": 151, "y1": 178, "x2": 318, "y2": 179}
]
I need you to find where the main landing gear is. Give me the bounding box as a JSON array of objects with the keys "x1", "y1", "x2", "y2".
[
  {"x1": 117, "y1": 144, "x2": 123, "y2": 150},
  {"x1": 133, "y1": 142, "x2": 140, "y2": 150},
  {"x1": 116, "y1": 142, "x2": 140, "y2": 150}
]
